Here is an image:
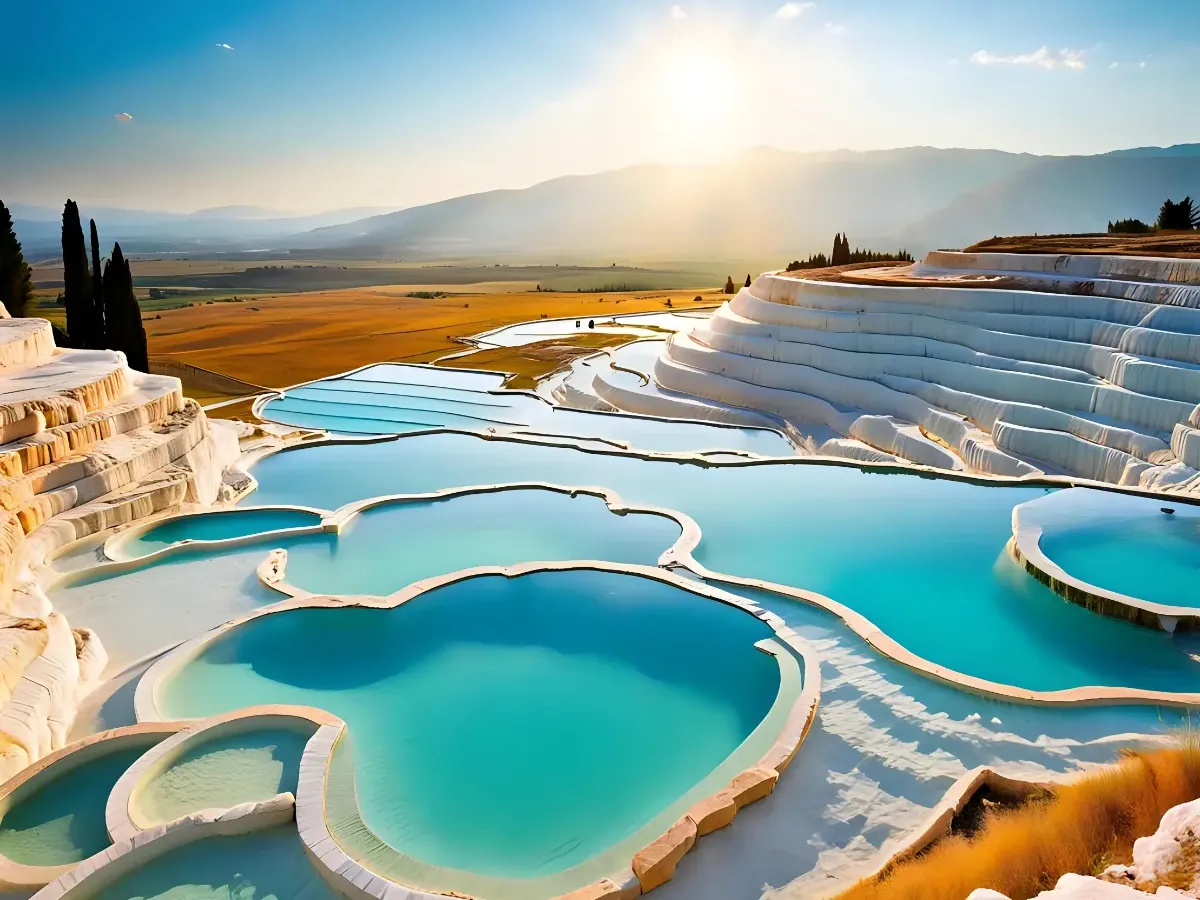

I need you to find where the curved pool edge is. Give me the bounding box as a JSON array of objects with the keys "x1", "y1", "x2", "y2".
[
  {"x1": 0, "y1": 722, "x2": 184, "y2": 890},
  {"x1": 239, "y1": 406, "x2": 1200, "y2": 499},
  {"x1": 101, "y1": 505, "x2": 331, "y2": 564},
  {"x1": 131, "y1": 562, "x2": 821, "y2": 899},
  {"x1": 684, "y1": 565, "x2": 1200, "y2": 708},
  {"x1": 251, "y1": 359, "x2": 800, "y2": 459},
  {"x1": 105, "y1": 705, "x2": 340, "y2": 844},
  {"x1": 1010, "y1": 496, "x2": 1200, "y2": 633},
  {"x1": 30, "y1": 793, "x2": 298, "y2": 900}
]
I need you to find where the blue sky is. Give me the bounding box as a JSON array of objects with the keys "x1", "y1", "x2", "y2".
[{"x1": 2, "y1": 0, "x2": 1198, "y2": 212}]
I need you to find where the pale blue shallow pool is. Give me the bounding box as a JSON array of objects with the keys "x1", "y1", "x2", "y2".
[
  {"x1": 52, "y1": 489, "x2": 680, "y2": 667},
  {"x1": 1039, "y1": 503, "x2": 1200, "y2": 609},
  {"x1": 246, "y1": 432, "x2": 1200, "y2": 694},
  {"x1": 121, "y1": 508, "x2": 323, "y2": 557},
  {"x1": 261, "y1": 364, "x2": 796, "y2": 457},
  {"x1": 160, "y1": 570, "x2": 786, "y2": 886}
]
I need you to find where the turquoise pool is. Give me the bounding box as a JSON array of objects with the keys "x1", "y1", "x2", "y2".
[
  {"x1": 0, "y1": 736, "x2": 164, "y2": 866},
  {"x1": 51, "y1": 489, "x2": 682, "y2": 667},
  {"x1": 1038, "y1": 499, "x2": 1200, "y2": 610},
  {"x1": 119, "y1": 508, "x2": 323, "y2": 558},
  {"x1": 283, "y1": 489, "x2": 681, "y2": 596},
  {"x1": 245, "y1": 432, "x2": 1200, "y2": 694},
  {"x1": 260, "y1": 364, "x2": 796, "y2": 457},
  {"x1": 159, "y1": 570, "x2": 792, "y2": 893}
]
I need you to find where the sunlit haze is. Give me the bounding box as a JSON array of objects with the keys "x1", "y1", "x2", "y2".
[{"x1": 3, "y1": 0, "x2": 1198, "y2": 213}]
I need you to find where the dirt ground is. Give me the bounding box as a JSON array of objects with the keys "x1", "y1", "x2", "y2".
[{"x1": 147, "y1": 287, "x2": 721, "y2": 389}]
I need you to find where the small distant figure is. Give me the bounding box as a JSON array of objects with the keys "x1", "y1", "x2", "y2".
[
  {"x1": 588, "y1": 319, "x2": 595, "y2": 329},
  {"x1": 575, "y1": 320, "x2": 580, "y2": 327}
]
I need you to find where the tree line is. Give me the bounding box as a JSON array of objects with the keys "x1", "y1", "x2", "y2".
[
  {"x1": 0, "y1": 197, "x2": 147, "y2": 372},
  {"x1": 1108, "y1": 196, "x2": 1200, "y2": 234},
  {"x1": 785, "y1": 233, "x2": 913, "y2": 272}
]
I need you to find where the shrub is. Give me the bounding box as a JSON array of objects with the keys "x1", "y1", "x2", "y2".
[{"x1": 1108, "y1": 218, "x2": 1153, "y2": 234}]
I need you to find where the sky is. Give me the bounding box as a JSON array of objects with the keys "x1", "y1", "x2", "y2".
[{"x1": 2, "y1": 0, "x2": 1198, "y2": 214}]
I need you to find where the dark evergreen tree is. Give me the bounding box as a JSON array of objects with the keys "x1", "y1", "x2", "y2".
[
  {"x1": 61, "y1": 200, "x2": 94, "y2": 346},
  {"x1": 831, "y1": 232, "x2": 852, "y2": 266},
  {"x1": 1157, "y1": 196, "x2": 1200, "y2": 231},
  {"x1": 102, "y1": 243, "x2": 148, "y2": 372},
  {"x1": 723, "y1": 275, "x2": 736, "y2": 294},
  {"x1": 89, "y1": 220, "x2": 105, "y2": 344},
  {"x1": 744, "y1": 274, "x2": 752, "y2": 288},
  {"x1": 0, "y1": 200, "x2": 33, "y2": 318}
]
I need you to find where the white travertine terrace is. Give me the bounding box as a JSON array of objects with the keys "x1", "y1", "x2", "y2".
[
  {"x1": 589, "y1": 252, "x2": 1200, "y2": 493},
  {"x1": 0, "y1": 313, "x2": 240, "y2": 781}
]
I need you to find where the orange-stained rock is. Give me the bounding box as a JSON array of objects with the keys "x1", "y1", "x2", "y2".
[
  {"x1": 686, "y1": 790, "x2": 738, "y2": 835},
  {"x1": 729, "y1": 767, "x2": 779, "y2": 809},
  {"x1": 556, "y1": 877, "x2": 641, "y2": 899},
  {"x1": 632, "y1": 816, "x2": 698, "y2": 892}
]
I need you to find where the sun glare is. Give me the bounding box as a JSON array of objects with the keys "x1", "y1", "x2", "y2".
[{"x1": 656, "y1": 52, "x2": 739, "y2": 159}]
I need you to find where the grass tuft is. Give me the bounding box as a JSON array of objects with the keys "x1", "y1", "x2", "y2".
[{"x1": 835, "y1": 742, "x2": 1200, "y2": 900}]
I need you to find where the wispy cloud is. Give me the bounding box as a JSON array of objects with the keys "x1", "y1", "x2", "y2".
[
  {"x1": 668, "y1": 5, "x2": 686, "y2": 19},
  {"x1": 216, "y1": 42, "x2": 235, "y2": 51},
  {"x1": 824, "y1": 21, "x2": 844, "y2": 35},
  {"x1": 1110, "y1": 61, "x2": 1119, "y2": 69},
  {"x1": 776, "y1": 2, "x2": 815, "y2": 20},
  {"x1": 970, "y1": 46, "x2": 1086, "y2": 70},
  {"x1": 113, "y1": 112, "x2": 133, "y2": 122}
]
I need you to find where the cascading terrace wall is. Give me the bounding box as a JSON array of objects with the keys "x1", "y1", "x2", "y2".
[{"x1": 648, "y1": 252, "x2": 1200, "y2": 493}]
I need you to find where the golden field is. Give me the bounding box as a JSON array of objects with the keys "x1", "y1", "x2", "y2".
[{"x1": 147, "y1": 286, "x2": 720, "y2": 390}]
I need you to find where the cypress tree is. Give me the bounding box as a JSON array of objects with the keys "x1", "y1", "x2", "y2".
[
  {"x1": 723, "y1": 275, "x2": 736, "y2": 294},
  {"x1": 0, "y1": 199, "x2": 33, "y2": 318},
  {"x1": 744, "y1": 274, "x2": 752, "y2": 288},
  {"x1": 89, "y1": 220, "x2": 105, "y2": 344},
  {"x1": 102, "y1": 243, "x2": 147, "y2": 372},
  {"x1": 61, "y1": 200, "x2": 93, "y2": 346}
]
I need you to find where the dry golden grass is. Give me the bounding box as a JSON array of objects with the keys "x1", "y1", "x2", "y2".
[
  {"x1": 437, "y1": 332, "x2": 636, "y2": 390},
  {"x1": 965, "y1": 232, "x2": 1200, "y2": 258},
  {"x1": 835, "y1": 744, "x2": 1200, "y2": 900},
  {"x1": 147, "y1": 287, "x2": 719, "y2": 389}
]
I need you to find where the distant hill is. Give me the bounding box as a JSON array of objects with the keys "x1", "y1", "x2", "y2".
[
  {"x1": 12, "y1": 144, "x2": 1200, "y2": 262},
  {"x1": 291, "y1": 147, "x2": 1039, "y2": 259},
  {"x1": 901, "y1": 154, "x2": 1200, "y2": 248},
  {"x1": 290, "y1": 145, "x2": 1200, "y2": 259},
  {"x1": 10, "y1": 204, "x2": 396, "y2": 260}
]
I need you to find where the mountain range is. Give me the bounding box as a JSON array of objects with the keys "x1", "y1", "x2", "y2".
[{"x1": 11, "y1": 144, "x2": 1200, "y2": 262}]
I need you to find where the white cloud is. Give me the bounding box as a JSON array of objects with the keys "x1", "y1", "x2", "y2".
[
  {"x1": 970, "y1": 46, "x2": 1086, "y2": 70},
  {"x1": 1110, "y1": 61, "x2": 1118, "y2": 69},
  {"x1": 113, "y1": 112, "x2": 133, "y2": 122},
  {"x1": 824, "y1": 21, "x2": 844, "y2": 35},
  {"x1": 776, "y1": 2, "x2": 815, "y2": 19},
  {"x1": 669, "y1": 5, "x2": 686, "y2": 19},
  {"x1": 216, "y1": 42, "x2": 235, "y2": 51},
  {"x1": 1140, "y1": 60, "x2": 1147, "y2": 68}
]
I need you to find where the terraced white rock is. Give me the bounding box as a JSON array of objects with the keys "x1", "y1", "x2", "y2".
[
  {"x1": 0, "y1": 315, "x2": 241, "y2": 778},
  {"x1": 621, "y1": 253, "x2": 1200, "y2": 492}
]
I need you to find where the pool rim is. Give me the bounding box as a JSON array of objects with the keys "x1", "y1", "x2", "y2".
[{"x1": 1010, "y1": 490, "x2": 1200, "y2": 633}]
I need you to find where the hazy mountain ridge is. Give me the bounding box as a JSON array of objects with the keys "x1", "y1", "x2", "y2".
[
  {"x1": 12, "y1": 145, "x2": 1200, "y2": 261},
  {"x1": 292, "y1": 145, "x2": 1200, "y2": 258}
]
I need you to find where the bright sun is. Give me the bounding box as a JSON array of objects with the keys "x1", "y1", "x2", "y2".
[{"x1": 656, "y1": 52, "x2": 738, "y2": 156}]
